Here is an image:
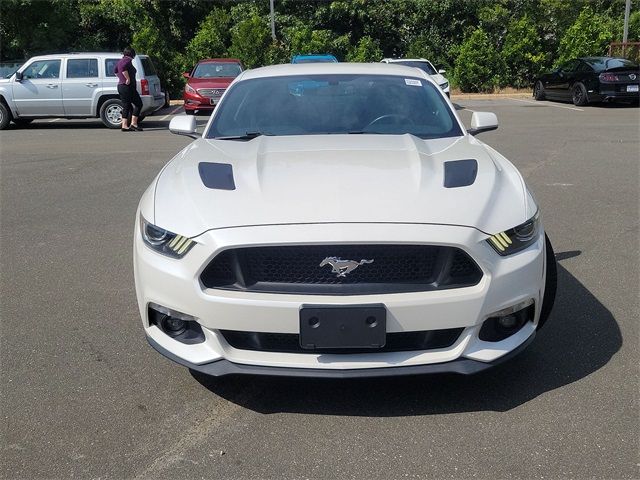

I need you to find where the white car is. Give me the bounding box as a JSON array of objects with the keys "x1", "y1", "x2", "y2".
[
  {"x1": 381, "y1": 58, "x2": 450, "y2": 96},
  {"x1": 134, "y1": 63, "x2": 557, "y2": 378}
]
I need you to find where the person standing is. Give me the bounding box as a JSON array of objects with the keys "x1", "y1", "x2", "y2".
[{"x1": 114, "y1": 47, "x2": 143, "y2": 132}]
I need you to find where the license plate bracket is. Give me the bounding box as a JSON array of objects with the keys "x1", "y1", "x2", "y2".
[{"x1": 299, "y1": 304, "x2": 386, "y2": 350}]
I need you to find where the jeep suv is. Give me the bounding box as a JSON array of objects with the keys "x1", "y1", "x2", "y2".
[{"x1": 0, "y1": 52, "x2": 165, "y2": 129}]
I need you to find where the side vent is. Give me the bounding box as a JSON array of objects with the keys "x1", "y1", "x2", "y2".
[{"x1": 444, "y1": 159, "x2": 478, "y2": 188}]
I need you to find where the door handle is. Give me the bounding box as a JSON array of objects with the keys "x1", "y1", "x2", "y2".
[
  {"x1": 46, "y1": 84, "x2": 58, "y2": 89},
  {"x1": 85, "y1": 83, "x2": 98, "y2": 87}
]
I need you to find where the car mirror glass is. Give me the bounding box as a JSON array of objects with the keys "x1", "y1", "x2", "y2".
[{"x1": 15, "y1": 71, "x2": 23, "y2": 81}]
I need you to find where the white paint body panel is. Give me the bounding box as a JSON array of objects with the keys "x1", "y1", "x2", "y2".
[{"x1": 134, "y1": 63, "x2": 545, "y2": 375}]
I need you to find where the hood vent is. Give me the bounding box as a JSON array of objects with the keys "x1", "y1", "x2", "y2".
[
  {"x1": 198, "y1": 162, "x2": 235, "y2": 190},
  {"x1": 444, "y1": 159, "x2": 477, "y2": 188}
]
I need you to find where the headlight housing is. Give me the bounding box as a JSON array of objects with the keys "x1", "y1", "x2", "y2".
[
  {"x1": 141, "y1": 217, "x2": 195, "y2": 258},
  {"x1": 487, "y1": 212, "x2": 540, "y2": 255},
  {"x1": 439, "y1": 81, "x2": 449, "y2": 90},
  {"x1": 185, "y1": 83, "x2": 196, "y2": 94}
]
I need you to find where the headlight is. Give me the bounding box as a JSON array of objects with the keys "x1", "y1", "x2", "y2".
[
  {"x1": 487, "y1": 212, "x2": 540, "y2": 255},
  {"x1": 439, "y1": 82, "x2": 449, "y2": 90},
  {"x1": 141, "y1": 217, "x2": 195, "y2": 258},
  {"x1": 185, "y1": 84, "x2": 196, "y2": 94}
]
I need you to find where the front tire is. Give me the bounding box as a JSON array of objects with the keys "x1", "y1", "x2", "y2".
[
  {"x1": 538, "y1": 234, "x2": 557, "y2": 329},
  {"x1": 572, "y1": 83, "x2": 588, "y2": 106},
  {"x1": 0, "y1": 102, "x2": 12, "y2": 130},
  {"x1": 533, "y1": 81, "x2": 545, "y2": 100},
  {"x1": 100, "y1": 99, "x2": 124, "y2": 129}
]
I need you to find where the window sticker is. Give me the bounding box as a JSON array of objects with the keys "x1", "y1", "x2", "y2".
[{"x1": 405, "y1": 78, "x2": 422, "y2": 86}]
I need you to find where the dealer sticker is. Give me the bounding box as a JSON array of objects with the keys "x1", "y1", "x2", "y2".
[{"x1": 405, "y1": 79, "x2": 422, "y2": 86}]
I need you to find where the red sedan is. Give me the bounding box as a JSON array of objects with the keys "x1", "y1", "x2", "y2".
[{"x1": 183, "y1": 58, "x2": 243, "y2": 115}]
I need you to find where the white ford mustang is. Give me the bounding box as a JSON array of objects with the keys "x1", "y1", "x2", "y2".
[{"x1": 134, "y1": 63, "x2": 557, "y2": 378}]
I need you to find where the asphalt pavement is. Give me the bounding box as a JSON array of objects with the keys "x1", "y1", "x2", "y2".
[{"x1": 1, "y1": 98, "x2": 638, "y2": 479}]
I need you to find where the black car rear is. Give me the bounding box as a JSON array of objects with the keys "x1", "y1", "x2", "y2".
[{"x1": 533, "y1": 56, "x2": 639, "y2": 106}]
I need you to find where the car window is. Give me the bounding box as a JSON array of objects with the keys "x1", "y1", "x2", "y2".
[
  {"x1": 22, "y1": 59, "x2": 61, "y2": 79},
  {"x1": 583, "y1": 57, "x2": 639, "y2": 72},
  {"x1": 394, "y1": 61, "x2": 437, "y2": 75},
  {"x1": 207, "y1": 74, "x2": 461, "y2": 140},
  {"x1": 140, "y1": 57, "x2": 157, "y2": 76},
  {"x1": 105, "y1": 58, "x2": 119, "y2": 77},
  {"x1": 576, "y1": 61, "x2": 593, "y2": 73},
  {"x1": 66, "y1": 58, "x2": 98, "y2": 78},
  {"x1": 560, "y1": 60, "x2": 580, "y2": 72},
  {"x1": 193, "y1": 62, "x2": 242, "y2": 78}
]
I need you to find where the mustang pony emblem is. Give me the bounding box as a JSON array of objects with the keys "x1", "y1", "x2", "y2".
[{"x1": 319, "y1": 257, "x2": 374, "y2": 277}]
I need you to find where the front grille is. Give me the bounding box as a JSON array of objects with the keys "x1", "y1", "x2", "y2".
[
  {"x1": 200, "y1": 244, "x2": 482, "y2": 295},
  {"x1": 220, "y1": 328, "x2": 464, "y2": 354},
  {"x1": 197, "y1": 88, "x2": 225, "y2": 97}
]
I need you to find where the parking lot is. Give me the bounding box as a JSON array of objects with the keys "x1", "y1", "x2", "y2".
[{"x1": 1, "y1": 98, "x2": 638, "y2": 479}]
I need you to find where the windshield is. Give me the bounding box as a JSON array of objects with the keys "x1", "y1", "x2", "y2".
[
  {"x1": 294, "y1": 56, "x2": 338, "y2": 63},
  {"x1": 193, "y1": 62, "x2": 242, "y2": 78},
  {"x1": 584, "y1": 58, "x2": 639, "y2": 72},
  {"x1": 393, "y1": 61, "x2": 437, "y2": 75},
  {"x1": 206, "y1": 74, "x2": 461, "y2": 139}
]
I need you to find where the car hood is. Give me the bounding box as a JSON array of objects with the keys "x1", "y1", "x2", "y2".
[{"x1": 153, "y1": 134, "x2": 532, "y2": 237}]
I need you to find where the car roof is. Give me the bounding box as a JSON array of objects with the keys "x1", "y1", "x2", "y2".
[
  {"x1": 240, "y1": 62, "x2": 432, "y2": 81},
  {"x1": 383, "y1": 58, "x2": 432, "y2": 63},
  {"x1": 26, "y1": 52, "x2": 148, "y2": 60}
]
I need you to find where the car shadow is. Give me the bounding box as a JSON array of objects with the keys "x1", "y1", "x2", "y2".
[{"x1": 190, "y1": 256, "x2": 622, "y2": 415}]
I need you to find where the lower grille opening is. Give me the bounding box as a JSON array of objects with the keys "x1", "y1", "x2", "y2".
[{"x1": 220, "y1": 328, "x2": 464, "y2": 354}]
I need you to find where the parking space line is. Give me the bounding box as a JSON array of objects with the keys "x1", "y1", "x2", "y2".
[{"x1": 509, "y1": 97, "x2": 584, "y2": 111}]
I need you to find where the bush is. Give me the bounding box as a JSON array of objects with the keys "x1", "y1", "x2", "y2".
[
  {"x1": 227, "y1": 8, "x2": 272, "y2": 68},
  {"x1": 454, "y1": 28, "x2": 506, "y2": 93},
  {"x1": 502, "y1": 15, "x2": 546, "y2": 88},
  {"x1": 556, "y1": 7, "x2": 614, "y2": 66},
  {"x1": 346, "y1": 35, "x2": 382, "y2": 62},
  {"x1": 185, "y1": 9, "x2": 231, "y2": 70}
]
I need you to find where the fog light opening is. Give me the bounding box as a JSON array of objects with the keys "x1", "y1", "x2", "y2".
[
  {"x1": 148, "y1": 303, "x2": 205, "y2": 345},
  {"x1": 479, "y1": 301, "x2": 535, "y2": 342}
]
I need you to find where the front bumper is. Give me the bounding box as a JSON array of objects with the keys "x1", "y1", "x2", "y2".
[
  {"x1": 134, "y1": 222, "x2": 546, "y2": 377},
  {"x1": 183, "y1": 92, "x2": 219, "y2": 112}
]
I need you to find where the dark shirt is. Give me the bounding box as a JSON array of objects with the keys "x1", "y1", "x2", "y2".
[{"x1": 114, "y1": 56, "x2": 136, "y2": 86}]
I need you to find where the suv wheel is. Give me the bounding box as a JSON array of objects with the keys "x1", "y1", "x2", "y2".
[
  {"x1": 0, "y1": 102, "x2": 11, "y2": 130},
  {"x1": 100, "y1": 99, "x2": 124, "y2": 129}
]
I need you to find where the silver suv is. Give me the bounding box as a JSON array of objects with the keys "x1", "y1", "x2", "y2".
[{"x1": 0, "y1": 52, "x2": 165, "y2": 129}]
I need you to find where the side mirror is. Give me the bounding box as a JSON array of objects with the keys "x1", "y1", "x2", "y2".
[
  {"x1": 169, "y1": 115, "x2": 200, "y2": 139},
  {"x1": 468, "y1": 111, "x2": 498, "y2": 136},
  {"x1": 438, "y1": 69, "x2": 446, "y2": 74},
  {"x1": 182, "y1": 72, "x2": 190, "y2": 78},
  {"x1": 15, "y1": 71, "x2": 23, "y2": 81}
]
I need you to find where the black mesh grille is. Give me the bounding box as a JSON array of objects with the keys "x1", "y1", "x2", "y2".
[
  {"x1": 220, "y1": 328, "x2": 464, "y2": 354},
  {"x1": 201, "y1": 244, "x2": 482, "y2": 295}
]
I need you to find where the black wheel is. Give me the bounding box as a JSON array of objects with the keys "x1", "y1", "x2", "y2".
[
  {"x1": 537, "y1": 234, "x2": 557, "y2": 330},
  {"x1": 12, "y1": 118, "x2": 34, "y2": 127},
  {"x1": 0, "y1": 102, "x2": 11, "y2": 130},
  {"x1": 572, "y1": 83, "x2": 588, "y2": 106},
  {"x1": 533, "y1": 81, "x2": 545, "y2": 100},
  {"x1": 99, "y1": 98, "x2": 125, "y2": 129}
]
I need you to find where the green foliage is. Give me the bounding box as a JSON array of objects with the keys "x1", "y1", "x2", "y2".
[
  {"x1": 556, "y1": 7, "x2": 614, "y2": 65},
  {"x1": 455, "y1": 28, "x2": 507, "y2": 93},
  {"x1": 227, "y1": 5, "x2": 272, "y2": 68},
  {"x1": 346, "y1": 36, "x2": 382, "y2": 63},
  {"x1": 185, "y1": 9, "x2": 231, "y2": 69},
  {"x1": 502, "y1": 15, "x2": 546, "y2": 88}
]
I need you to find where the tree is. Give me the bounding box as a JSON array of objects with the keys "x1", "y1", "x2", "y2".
[
  {"x1": 502, "y1": 15, "x2": 547, "y2": 88},
  {"x1": 346, "y1": 36, "x2": 382, "y2": 62},
  {"x1": 227, "y1": 5, "x2": 272, "y2": 68},
  {"x1": 454, "y1": 28, "x2": 507, "y2": 92},
  {"x1": 556, "y1": 7, "x2": 614, "y2": 65},
  {"x1": 185, "y1": 9, "x2": 231, "y2": 69}
]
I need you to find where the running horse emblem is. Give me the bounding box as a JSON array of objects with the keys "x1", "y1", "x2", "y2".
[{"x1": 319, "y1": 257, "x2": 374, "y2": 278}]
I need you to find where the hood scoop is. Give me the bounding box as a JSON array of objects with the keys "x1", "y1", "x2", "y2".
[
  {"x1": 444, "y1": 159, "x2": 477, "y2": 188},
  {"x1": 198, "y1": 162, "x2": 236, "y2": 190}
]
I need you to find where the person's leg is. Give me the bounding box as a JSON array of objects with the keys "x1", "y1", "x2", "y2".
[
  {"x1": 130, "y1": 89, "x2": 143, "y2": 129},
  {"x1": 118, "y1": 85, "x2": 131, "y2": 129}
]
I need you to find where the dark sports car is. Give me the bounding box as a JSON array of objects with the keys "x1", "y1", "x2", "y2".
[{"x1": 533, "y1": 56, "x2": 639, "y2": 106}]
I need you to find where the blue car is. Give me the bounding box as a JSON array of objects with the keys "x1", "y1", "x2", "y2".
[{"x1": 291, "y1": 54, "x2": 338, "y2": 64}]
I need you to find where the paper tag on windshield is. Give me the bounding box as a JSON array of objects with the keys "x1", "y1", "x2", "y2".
[{"x1": 405, "y1": 79, "x2": 422, "y2": 86}]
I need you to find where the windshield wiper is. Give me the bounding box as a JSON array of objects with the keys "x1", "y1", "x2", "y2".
[{"x1": 214, "y1": 131, "x2": 267, "y2": 141}]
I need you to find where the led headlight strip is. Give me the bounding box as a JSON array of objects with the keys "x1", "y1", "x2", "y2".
[
  {"x1": 167, "y1": 235, "x2": 194, "y2": 256},
  {"x1": 487, "y1": 212, "x2": 540, "y2": 256},
  {"x1": 141, "y1": 217, "x2": 195, "y2": 258}
]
